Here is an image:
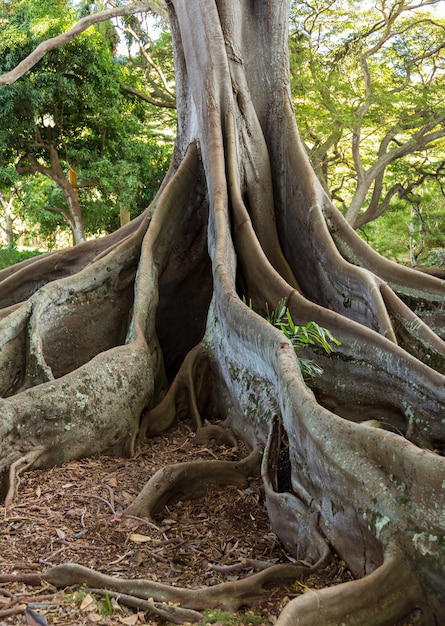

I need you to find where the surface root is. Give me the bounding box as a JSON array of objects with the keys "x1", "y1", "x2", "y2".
[
  {"x1": 43, "y1": 559, "x2": 319, "y2": 611},
  {"x1": 122, "y1": 446, "x2": 263, "y2": 518},
  {"x1": 140, "y1": 343, "x2": 211, "y2": 438},
  {"x1": 3, "y1": 447, "x2": 45, "y2": 507},
  {"x1": 262, "y1": 417, "x2": 331, "y2": 565},
  {"x1": 275, "y1": 543, "x2": 424, "y2": 626},
  {"x1": 89, "y1": 588, "x2": 203, "y2": 623}
]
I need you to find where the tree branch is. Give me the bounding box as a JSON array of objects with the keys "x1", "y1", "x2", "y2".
[
  {"x1": 120, "y1": 22, "x2": 175, "y2": 98},
  {"x1": 346, "y1": 119, "x2": 445, "y2": 225},
  {"x1": 0, "y1": 2, "x2": 155, "y2": 85},
  {"x1": 123, "y1": 85, "x2": 176, "y2": 108}
]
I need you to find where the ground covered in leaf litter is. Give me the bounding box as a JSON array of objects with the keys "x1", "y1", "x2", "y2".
[{"x1": 0, "y1": 421, "x2": 421, "y2": 625}]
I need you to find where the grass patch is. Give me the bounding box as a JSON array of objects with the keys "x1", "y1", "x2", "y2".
[{"x1": 198, "y1": 608, "x2": 264, "y2": 625}]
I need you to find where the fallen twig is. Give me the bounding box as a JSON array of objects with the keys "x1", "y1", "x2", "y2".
[
  {"x1": 74, "y1": 493, "x2": 116, "y2": 514},
  {"x1": 205, "y1": 558, "x2": 279, "y2": 573},
  {"x1": 0, "y1": 605, "x2": 26, "y2": 618},
  {"x1": 0, "y1": 573, "x2": 43, "y2": 585}
]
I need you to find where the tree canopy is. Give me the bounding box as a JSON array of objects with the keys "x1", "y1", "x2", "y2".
[
  {"x1": 290, "y1": 0, "x2": 445, "y2": 234},
  {"x1": 0, "y1": 0, "x2": 173, "y2": 244}
]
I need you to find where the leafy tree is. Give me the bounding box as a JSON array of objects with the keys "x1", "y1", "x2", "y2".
[
  {"x1": 2, "y1": 170, "x2": 74, "y2": 248},
  {"x1": 0, "y1": 0, "x2": 172, "y2": 245},
  {"x1": 290, "y1": 0, "x2": 445, "y2": 231},
  {"x1": 1, "y1": 2, "x2": 445, "y2": 625},
  {"x1": 118, "y1": 14, "x2": 176, "y2": 110},
  {"x1": 361, "y1": 176, "x2": 445, "y2": 265},
  {"x1": 0, "y1": 175, "x2": 17, "y2": 246}
]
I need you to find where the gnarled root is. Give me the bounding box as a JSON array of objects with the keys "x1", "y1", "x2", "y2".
[
  {"x1": 192, "y1": 422, "x2": 238, "y2": 448},
  {"x1": 2, "y1": 447, "x2": 45, "y2": 507},
  {"x1": 43, "y1": 559, "x2": 319, "y2": 612},
  {"x1": 275, "y1": 543, "x2": 425, "y2": 626},
  {"x1": 122, "y1": 446, "x2": 263, "y2": 518},
  {"x1": 140, "y1": 343, "x2": 212, "y2": 438}
]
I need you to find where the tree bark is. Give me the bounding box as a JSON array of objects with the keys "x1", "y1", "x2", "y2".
[
  {"x1": 1, "y1": 1, "x2": 445, "y2": 623},
  {"x1": 18, "y1": 147, "x2": 86, "y2": 245},
  {"x1": 0, "y1": 191, "x2": 15, "y2": 246}
]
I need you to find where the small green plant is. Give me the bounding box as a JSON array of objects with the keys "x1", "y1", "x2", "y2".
[
  {"x1": 244, "y1": 296, "x2": 340, "y2": 379},
  {"x1": 100, "y1": 591, "x2": 114, "y2": 616},
  {"x1": 199, "y1": 608, "x2": 264, "y2": 624}
]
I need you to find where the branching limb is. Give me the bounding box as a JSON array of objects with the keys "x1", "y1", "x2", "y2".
[{"x1": 0, "y1": 2, "x2": 154, "y2": 85}]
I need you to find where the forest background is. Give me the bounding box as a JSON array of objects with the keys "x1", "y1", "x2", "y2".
[{"x1": 0, "y1": 0, "x2": 444, "y2": 269}]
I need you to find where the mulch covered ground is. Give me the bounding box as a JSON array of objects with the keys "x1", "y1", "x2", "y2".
[{"x1": 0, "y1": 421, "x2": 420, "y2": 625}]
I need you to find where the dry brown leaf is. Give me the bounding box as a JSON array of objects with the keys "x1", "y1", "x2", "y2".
[
  {"x1": 111, "y1": 597, "x2": 122, "y2": 612},
  {"x1": 80, "y1": 593, "x2": 97, "y2": 612},
  {"x1": 129, "y1": 533, "x2": 151, "y2": 543}
]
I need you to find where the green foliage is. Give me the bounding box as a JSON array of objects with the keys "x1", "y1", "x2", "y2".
[
  {"x1": 289, "y1": 0, "x2": 445, "y2": 244},
  {"x1": 243, "y1": 297, "x2": 340, "y2": 379},
  {"x1": 424, "y1": 249, "x2": 445, "y2": 267},
  {"x1": 265, "y1": 299, "x2": 340, "y2": 379},
  {"x1": 0, "y1": 0, "x2": 174, "y2": 243},
  {"x1": 0, "y1": 246, "x2": 42, "y2": 269},
  {"x1": 100, "y1": 591, "x2": 113, "y2": 616},
  {"x1": 2, "y1": 174, "x2": 70, "y2": 248},
  {"x1": 360, "y1": 182, "x2": 445, "y2": 264}
]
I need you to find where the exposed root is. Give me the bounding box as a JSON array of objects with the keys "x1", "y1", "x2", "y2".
[
  {"x1": 89, "y1": 588, "x2": 203, "y2": 624},
  {"x1": 226, "y1": 99, "x2": 300, "y2": 291},
  {"x1": 321, "y1": 199, "x2": 445, "y2": 333},
  {"x1": 0, "y1": 214, "x2": 147, "y2": 310},
  {"x1": 122, "y1": 446, "x2": 263, "y2": 518},
  {"x1": 262, "y1": 417, "x2": 331, "y2": 566},
  {"x1": 43, "y1": 559, "x2": 319, "y2": 611},
  {"x1": 379, "y1": 281, "x2": 445, "y2": 373},
  {"x1": 0, "y1": 573, "x2": 43, "y2": 585},
  {"x1": 192, "y1": 422, "x2": 238, "y2": 448},
  {"x1": 3, "y1": 447, "x2": 45, "y2": 507},
  {"x1": 204, "y1": 558, "x2": 281, "y2": 573},
  {"x1": 140, "y1": 343, "x2": 213, "y2": 438},
  {"x1": 275, "y1": 543, "x2": 425, "y2": 626}
]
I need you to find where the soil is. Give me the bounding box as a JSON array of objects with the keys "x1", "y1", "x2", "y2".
[{"x1": 0, "y1": 421, "x2": 422, "y2": 625}]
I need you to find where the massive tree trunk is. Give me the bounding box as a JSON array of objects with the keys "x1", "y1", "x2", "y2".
[{"x1": 1, "y1": 1, "x2": 445, "y2": 623}]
